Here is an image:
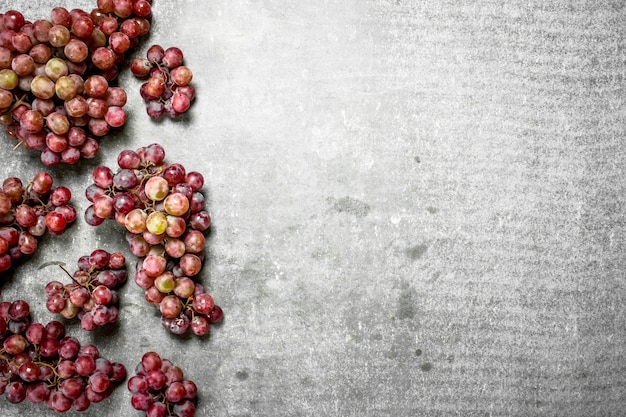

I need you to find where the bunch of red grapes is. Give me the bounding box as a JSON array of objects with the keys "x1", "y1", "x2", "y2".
[
  {"x1": 44, "y1": 249, "x2": 127, "y2": 330},
  {"x1": 0, "y1": 2, "x2": 220, "y2": 415},
  {"x1": 0, "y1": 1, "x2": 152, "y2": 166},
  {"x1": 131, "y1": 44, "x2": 195, "y2": 119},
  {"x1": 0, "y1": 171, "x2": 76, "y2": 274},
  {"x1": 84, "y1": 143, "x2": 222, "y2": 336},
  {"x1": 0, "y1": 299, "x2": 127, "y2": 412},
  {"x1": 129, "y1": 351, "x2": 197, "y2": 417}
]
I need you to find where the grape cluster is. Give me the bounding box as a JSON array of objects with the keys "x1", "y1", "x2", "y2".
[
  {"x1": 44, "y1": 249, "x2": 127, "y2": 331},
  {"x1": 131, "y1": 44, "x2": 195, "y2": 119},
  {"x1": 0, "y1": 2, "x2": 152, "y2": 166},
  {"x1": 84, "y1": 143, "x2": 222, "y2": 336},
  {"x1": 129, "y1": 351, "x2": 197, "y2": 417},
  {"x1": 0, "y1": 299, "x2": 127, "y2": 412},
  {"x1": 0, "y1": 171, "x2": 76, "y2": 274}
]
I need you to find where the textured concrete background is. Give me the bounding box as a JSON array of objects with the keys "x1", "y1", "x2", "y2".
[{"x1": 0, "y1": 0, "x2": 625, "y2": 416}]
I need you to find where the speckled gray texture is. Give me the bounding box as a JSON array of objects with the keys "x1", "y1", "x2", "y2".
[{"x1": 0, "y1": 1, "x2": 625, "y2": 416}]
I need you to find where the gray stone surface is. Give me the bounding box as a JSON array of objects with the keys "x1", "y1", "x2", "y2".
[{"x1": 0, "y1": 0, "x2": 625, "y2": 416}]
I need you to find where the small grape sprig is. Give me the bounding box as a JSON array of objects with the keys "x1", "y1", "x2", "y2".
[
  {"x1": 84, "y1": 143, "x2": 222, "y2": 336},
  {"x1": 0, "y1": 299, "x2": 127, "y2": 412},
  {"x1": 128, "y1": 351, "x2": 197, "y2": 417},
  {"x1": 44, "y1": 249, "x2": 127, "y2": 331},
  {"x1": 0, "y1": 171, "x2": 76, "y2": 275},
  {"x1": 131, "y1": 44, "x2": 195, "y2": 119}
]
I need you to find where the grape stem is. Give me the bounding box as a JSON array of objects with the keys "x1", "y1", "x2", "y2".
[
  {"x1": 151, "y1": 392, "x2": 175, "y2": 415},
  {"x1": 35, "y1": 360, "x2": 62, "y2": 387},
  {"x1": 0, "y1": 94, "x2": 27, "y2": 116},
  {"x1": 58, "y1": 264, "x2": 84, "y2": 287},
  {"x1": 11, "y1": 140, "x2": 24, "y2": 151}
]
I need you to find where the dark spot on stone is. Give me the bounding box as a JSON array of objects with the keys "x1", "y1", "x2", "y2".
[
  {"x1": 287, "y1": 224, "x2": 301, "y2": 232},
  {"x1": 396, "y1": 285, "x2": 416, "y2": 320},
  {"x1": 415, "y1": 349, "x2": 422, "y2": 357},
  {"x1": 330, "y1": 196, "x2": 371, "y2": 217},
  {"x1": 426, "y1": 206, "x2": 438, "y2": 214},
  {"x1": 414, "y1": 156, "x2": 421, "y2": 163},
  {"x1": 372, "y1": 333, "x2": 383, "y2": 341},
  {"x1": 384, "y1": 346, "x2": 399, "y2": 359},
  {"x1": 351, "y1": 334, "x2": 363, "y2": 343},
  {"x1": 406, "y1": 244, "x2": 428, "y2": 260},
  {"x1": 236, "y1": 370, "x2": 249, "y2": 381},
  {"x1": 447, "y1": 354, "x2": 455, "y2": 363},
  {"x1": 311, "y1": 247, "x2": 327, "y2": 258},
  {"x1": 301, "y1": 376, "x2": 313, "y2": 386},
  {"x1": 420, "y1": 362, "x2": 433, "y2": 372}
]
